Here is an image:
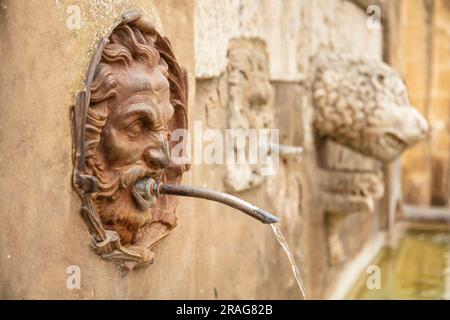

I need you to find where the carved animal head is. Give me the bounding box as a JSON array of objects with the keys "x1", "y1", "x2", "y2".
[{"x1": 313, "y1": 51, "x2": 429, "y2": 162}]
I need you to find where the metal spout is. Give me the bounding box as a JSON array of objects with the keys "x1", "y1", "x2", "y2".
[{"x1": 134, "y1": 178, "x2": 280, "y2": 224}]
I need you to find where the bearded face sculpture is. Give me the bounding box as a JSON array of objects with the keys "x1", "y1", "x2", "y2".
[{"x1": 72, "y1": 12, "x2": 188, "y2": 271}]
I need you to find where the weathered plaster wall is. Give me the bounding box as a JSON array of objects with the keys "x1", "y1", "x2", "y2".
[{"x1": 0, "y1": 0, "x2": 196, "y2": 299}]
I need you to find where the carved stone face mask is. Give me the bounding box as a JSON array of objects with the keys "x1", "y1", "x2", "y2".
[
  {"x1": 224, "y1": 39, "x2": 275, "y2": 192},
  {"x1": 72, "y1": 11, "x2": 188, "y2": 271},
  {"x1": 313, "y1": 51, "x2": 429, "y2": 161}
]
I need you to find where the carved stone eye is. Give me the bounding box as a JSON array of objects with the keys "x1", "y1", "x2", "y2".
[
  {"x1": 239, "y1": 70, "x2": 248, "y2": 80},
  {"x1": 377, "y1": 74, "x2": 385, "y2": 83},
  {"x1": 127, "y1": 120, "x2": 144, "y2": 138}
]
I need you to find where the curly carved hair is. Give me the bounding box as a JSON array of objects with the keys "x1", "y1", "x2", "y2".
[{"x1": 84, "y1": 24, "x2": 169, "y2": 195}]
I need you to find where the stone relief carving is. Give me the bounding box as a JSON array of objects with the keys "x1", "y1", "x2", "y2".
[
  {"x1": 319, "y1": 163, "x2": 384, "y2": 265},
  {"x1": 312, "y1": 51, "x2": 429, "y2": 265},
  {"x1": 199, "y1": 39, "x2": 302, "y2": 193},
  {"x1": 223, "y1": 39, "x2": 275, "y2": 192},
  {"x1": 72, "y1": 11, "x2": 189, "y2": 272},
  {"x1": 313, "y1": 51, "x2": 429, "y2": 161}
]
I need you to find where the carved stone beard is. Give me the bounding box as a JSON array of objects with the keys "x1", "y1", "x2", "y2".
[
  {"x1": 95, "y1": 188, "x2": 150, "y2": 245},
  {"x1": 93, "y1": 163, "x2": 162, "y2": 245}
]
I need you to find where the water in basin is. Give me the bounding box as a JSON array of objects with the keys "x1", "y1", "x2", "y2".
[{"x1": 347, "y1": 229, "x2": 450, "y2": 299}]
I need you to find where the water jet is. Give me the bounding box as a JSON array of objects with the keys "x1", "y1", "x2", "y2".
[{"x1": 134, "y1": 177, "x2": 307, "y2": 299}]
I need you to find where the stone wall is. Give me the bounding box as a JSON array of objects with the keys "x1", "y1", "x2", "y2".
[
  {"x1": 0, "y1": 0, "x2": 430, "y2": 300},
  {"x1": 428, "y1": 0, "x2": 450, "y2": 206},
  {"x1": 393, "y1": 0, "x2": 450, "y2": 206},
  {"x1": 194, "y1": 0, "x2": 385, "y2": 299}
]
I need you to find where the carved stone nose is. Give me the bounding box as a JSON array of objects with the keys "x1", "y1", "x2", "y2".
[
  {"x1": 144, "y1": 148, "x2": 170, "y2": 169},
  {"x1": 411, "y1": 108, "x2": 430, "y2": 139},
  {"x1": 144, "y1": 145, "x2": 170, "y2": 169},
  {"x1": 418, "y1": 114, "x2": 430, "y2": 135}
]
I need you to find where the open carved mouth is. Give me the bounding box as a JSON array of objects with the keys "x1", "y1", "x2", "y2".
[
  {"x1": 383, "y1": 132, "x2": 407, "y2": 152},
  {"x1": 131, "y1": 172, "x2": 163, "y2": 210}
]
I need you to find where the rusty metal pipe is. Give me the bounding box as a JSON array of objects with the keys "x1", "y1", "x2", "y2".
[{"x1": 135, "y1": 178, "x2": 280, "y2": 224}]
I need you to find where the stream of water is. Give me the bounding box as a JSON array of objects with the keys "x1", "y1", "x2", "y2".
[{"x1": 270, "y1": 223, "x2": 306, "y2": 299}]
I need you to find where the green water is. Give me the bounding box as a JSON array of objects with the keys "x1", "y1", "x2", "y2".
[{"x1": 348, "y1": 230, "x2": 450, "y2": 299}]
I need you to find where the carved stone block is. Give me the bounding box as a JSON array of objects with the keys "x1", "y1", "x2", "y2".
[
  {"x1": 320, "y1": 170, "x2": 384, "y2": 265},
  {"x1": 223, "y1": 39, "x2": 275, "y2": 192},
  {"x1": 312, "y1": 50, "x2": 429, "y2": 265}
]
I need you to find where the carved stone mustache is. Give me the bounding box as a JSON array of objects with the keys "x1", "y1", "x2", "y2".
[
  {"x1": 113, "y1": 163, "x2": 163, "y2": 210},
  {"x1": 119, "y1": 164, "x2": 163, "y2": 190}
]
